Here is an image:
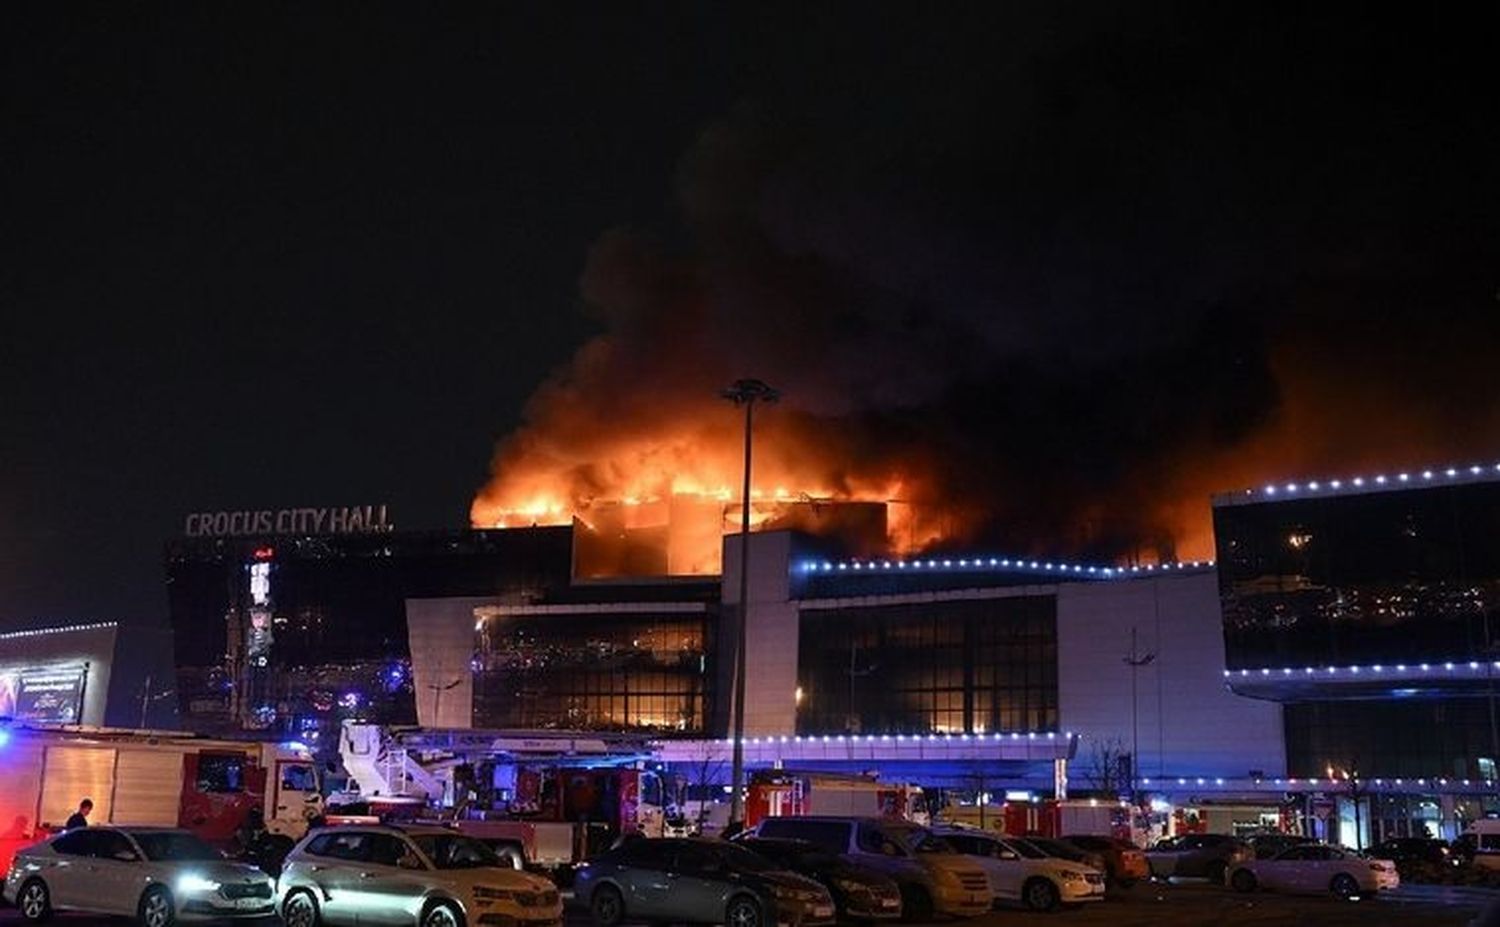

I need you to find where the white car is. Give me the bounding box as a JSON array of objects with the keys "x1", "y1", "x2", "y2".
[
  {"x1": 1228, "y1": 843, "x2": 1399, "y2": 897},
  {"x1": 278, "y1": 824, "x2": 563, "y2": 927},
  {"x1": 934, "y1": 828, "x2": 1106, "y2": 911},
  {"x1": 3, "y1": 826, "x2": 275, "y2": 926}
]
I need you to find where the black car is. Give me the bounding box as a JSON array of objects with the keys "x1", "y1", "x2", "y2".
[
  {"x1": 1375, "y1": 837, "x2": 1458, "y2": 871},
  {"x1": 577, "y1": 838, "x2": 837, "y2": 927},
  {"x1": 737, "y1": 837, "x2": 904, "y2": 920},
  {"x1": 1245, "y1": 833, "x2": 1318, "y2": 861}
]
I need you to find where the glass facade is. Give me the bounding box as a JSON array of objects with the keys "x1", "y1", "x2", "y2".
[
  {"x1": 1215, "y1": 481, "x2": 1500, "y2": 668},
  {"x1": 1284, "y1": 698, "x2": 1498, "y2": 779},
  {"x1": 165, "y1": 527, "x2": 573, "y2": 747},
  {"x1": 472, "y1": 607, "x2": 712, "y2": 733},
  {"x1": 796, "y1": 596, "x2": 1057, "y2": 735}
]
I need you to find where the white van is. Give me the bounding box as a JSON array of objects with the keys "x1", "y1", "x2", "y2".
[{"x1": 1460, "y1": 820, "x2": 1500, "y2": 870}]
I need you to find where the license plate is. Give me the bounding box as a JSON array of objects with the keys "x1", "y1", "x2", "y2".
[
  {"x1": 814, "y1": 905, "x2": 833, "y2": 918},
  {"x1": 881, "y1": 898, "x2": 899, "y2": 909},
  {"x1": 235, "y1": 898, "x2": 263, "y2": 910}
]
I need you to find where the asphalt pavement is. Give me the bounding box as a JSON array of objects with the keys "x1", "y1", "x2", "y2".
[{"x1": 0, "y1": 880, "x2": 1488, "y2": 927}]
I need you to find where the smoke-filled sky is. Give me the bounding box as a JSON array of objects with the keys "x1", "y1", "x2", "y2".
[{"x1": 4, "y1": 4, "x2": 1499, "y2": 625}]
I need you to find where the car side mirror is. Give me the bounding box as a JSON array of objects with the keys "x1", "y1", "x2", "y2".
[
  {"x1": 114, "y1": 850, "x2": 139, "y2": 862},
  {"x1": 398, "y1": 855, "x2": 424, "y2": 871},
  {"x1": 881, "y1": 842, "x2": 900, "y2": 857},
  {"x1": 998, "y1": 851, "x2": 1019, "y2": 861}
]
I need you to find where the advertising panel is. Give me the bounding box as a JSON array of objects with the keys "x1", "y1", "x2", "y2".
[{"x1": 0, "y1": 665, "x2": 88, "y2": 723}]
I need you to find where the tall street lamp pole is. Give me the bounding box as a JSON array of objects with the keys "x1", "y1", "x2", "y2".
[
  {"x1": 720, "y1": 378, "x2": 780, "y2": 834},
  {"x1": 1123, "y1": 626, "x2": 1156, "y2": 804},
  {"x1": 427, "y1": 678, "x2": 462, "y2": 727}
]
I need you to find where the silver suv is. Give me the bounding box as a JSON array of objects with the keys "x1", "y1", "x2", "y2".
[{"x1": 278, "y1": 825, "x2": 563, "y2": 927}]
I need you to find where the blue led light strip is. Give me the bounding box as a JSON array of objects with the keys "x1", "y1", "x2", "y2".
[
  {"x1": 799, "y1": 557, "x2": 1214, "y2": 578},
  {"x1": 715, "y1": 731, "x2": 1074, "y2": 745},
  {"x1": 1218, "y1": 460, "x2": 1500, "y2": 504},
  {"x1": 1225, "y1": 659, "x2": 1496, "y2": 679}
]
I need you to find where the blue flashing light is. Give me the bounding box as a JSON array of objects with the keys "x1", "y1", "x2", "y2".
[
  {"x1": 281, "y1": 740, "x2": 309, "y2": 752},
  {"x1": 0, "y1": 729, "x2": 10, "y2": 748}
]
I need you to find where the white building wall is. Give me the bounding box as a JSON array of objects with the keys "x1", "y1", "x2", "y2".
[
  {"x1": 724, "y1": 532, "x2": 799, "y2": 736},
  {"x1": 1057, "y1": 572, "x2": 1285, "y2": 779},
  {"x1": 406, "y1": 596, "x2": 492, "y2": 728}
]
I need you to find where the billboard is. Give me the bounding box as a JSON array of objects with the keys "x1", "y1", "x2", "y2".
[{"x1": 0, "y1": 665, "x2": 88, "y2": 723}]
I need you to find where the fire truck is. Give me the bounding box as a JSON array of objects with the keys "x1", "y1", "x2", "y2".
[
  {"x1": 0, "y1": 722, "x2": 322, "y2": 870},
  {"x1": 339, "y1": 722, "x2": 664, "y2": 872},
  {"x1": 746, "y1": 770, "x2": 930, "y2": 827}
]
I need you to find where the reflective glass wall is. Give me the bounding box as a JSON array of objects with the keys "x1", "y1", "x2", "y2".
[
  {"x1": 1285, "y1": 697, "x2": 1497, "y2": 779},
  {"x1": 796, "y1": 596, "x2": 1057, "y2": 735},
  {"x1": 1215, "y1": 482, "x2": 1500, "y2": 668},
  {"x1": 472, "y1": 609, "x2": 712, "y2": 733}
]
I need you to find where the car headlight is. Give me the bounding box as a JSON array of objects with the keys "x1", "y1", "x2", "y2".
[
  {"x1": 177, "y1": 874, "x2": 222, "y2": 894},
  {"x1": 1058, "y1": 870, "x2": 1087, "y2": 882},
  {"x1": 473, "y1": 887, "x2": 517, "y2": 901},
  {"x1": 833, "y1": 878, "x2": 867, "y2": 895}
]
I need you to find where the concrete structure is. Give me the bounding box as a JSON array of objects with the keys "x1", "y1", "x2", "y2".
[{"x1": 405, "y1": 530, "x2": 1286, "y2": 795}]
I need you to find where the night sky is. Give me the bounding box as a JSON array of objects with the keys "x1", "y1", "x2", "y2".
[{"x1": 3, "y1": 5, "x2": 1498, "y2": 630}]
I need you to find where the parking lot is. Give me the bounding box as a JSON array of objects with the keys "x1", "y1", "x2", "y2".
[{"x1": 1, "y1": 880, "x2": 1491, "y2": 927}]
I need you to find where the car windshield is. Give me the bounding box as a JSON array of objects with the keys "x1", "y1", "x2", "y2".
[
  {"x1": 133, "y1": 832, "x2": 223, "y2": 862},
  {"x1": 410, "y1": 834, "x2": 503, "y2": 870},
  {"x1": 1003, "y1": 839, "x2": 1049, "y2": 860},
  {"x1": 893, "y1": 826, "x2": 955, "y2": 854},
  {"x1": 717, "y1": 843, "x2": 779, "y2": 873}
]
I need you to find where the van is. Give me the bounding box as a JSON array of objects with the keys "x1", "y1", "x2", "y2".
[
  {"x1": 750, "y1": 816, "x2": 991, "y2": 919},
  {"x1": 1459, "y1": 820, "x2": 1500, "y2": 870}
]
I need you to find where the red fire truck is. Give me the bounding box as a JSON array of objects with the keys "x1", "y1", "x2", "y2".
[
  {"x1": 338, "y1": 723, "x2": 663, "y2": 873},
  {"x1": 0, "y1": 722, "x2": 322, "y2": 870},
  {"x1": 746, "y1": 770, "x2": 929, "y2": 827}
]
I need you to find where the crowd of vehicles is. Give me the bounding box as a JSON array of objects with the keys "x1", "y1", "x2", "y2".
[{"x1": 7, "y1": 718, "x2": 1491, "y2": 925}]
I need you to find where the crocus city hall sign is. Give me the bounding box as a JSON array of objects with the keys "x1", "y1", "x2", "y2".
[{"x1": 184, "y1": 505, "x2": 393, "y2": 537}]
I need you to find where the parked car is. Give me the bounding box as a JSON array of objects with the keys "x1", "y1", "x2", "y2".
[
  {"x1": 576, "y1": 837, "x2": 835, "y2": 927},
  {"x1": 1144, "y1": 833, "x2": 1251, "y2": 883},
  {"x1": 736, "y1": 838, "x2": 904, "y2": 920},
  {"x1": 278, "y1": 824, "x2": 563, "y2": 927},
  {"x1": 1375, "y1": 837, "x2": 1459, "y2": 870},
  {"x1": 751, "y1": 817, "x2": 991, "y2": 920},
  {"x1": 1228, "y1": 843, "x2": 1399, "y2": 897},
  {"x1": 1245, "y1": 833, "x2": 1318, "y2": 860},
  {"x1": 933, "y1": 828, "x2": 1106, "y2": 911},
  {"x1": 1060, "y1": 834, "x2": 1150, "y2": 886},
  {"x1": 3, "y1": 826, "x2": 275, "y2": 926}
]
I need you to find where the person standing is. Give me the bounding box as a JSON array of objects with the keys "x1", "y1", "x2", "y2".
[{"x1": 64, "y1": 799, "x2": 92, "y2": 830}]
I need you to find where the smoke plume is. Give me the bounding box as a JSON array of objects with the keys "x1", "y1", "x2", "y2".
[{"x1": 474, "y1": 10, "x2": 1500, "y2": 566}]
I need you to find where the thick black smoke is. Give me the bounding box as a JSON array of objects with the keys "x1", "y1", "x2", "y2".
[{"x1": 479, "y1": 6, "x2": 1500, "y2": 561}]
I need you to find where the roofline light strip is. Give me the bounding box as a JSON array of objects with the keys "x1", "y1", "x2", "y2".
[
  {"x1": 1225, "y1": 659, "x2": 1491, "y2": 678},
  {"x1": 1217, "y1": 461, "x2": 1500, "y2": 505},
  {"x1": 800, "y1": 558, "x2": 1214, "y2": 578},
  {"x1": 0, "y1": 621, "x2": 119, "y2": 640}
]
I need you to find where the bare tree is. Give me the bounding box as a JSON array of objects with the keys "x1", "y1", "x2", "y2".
[
  {"x1": 673, "y1": 743, "x2": 728, "y2": 834},
  {"x1": 1083, "y1": 736, "x2": 1131, "y2": 797}
]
